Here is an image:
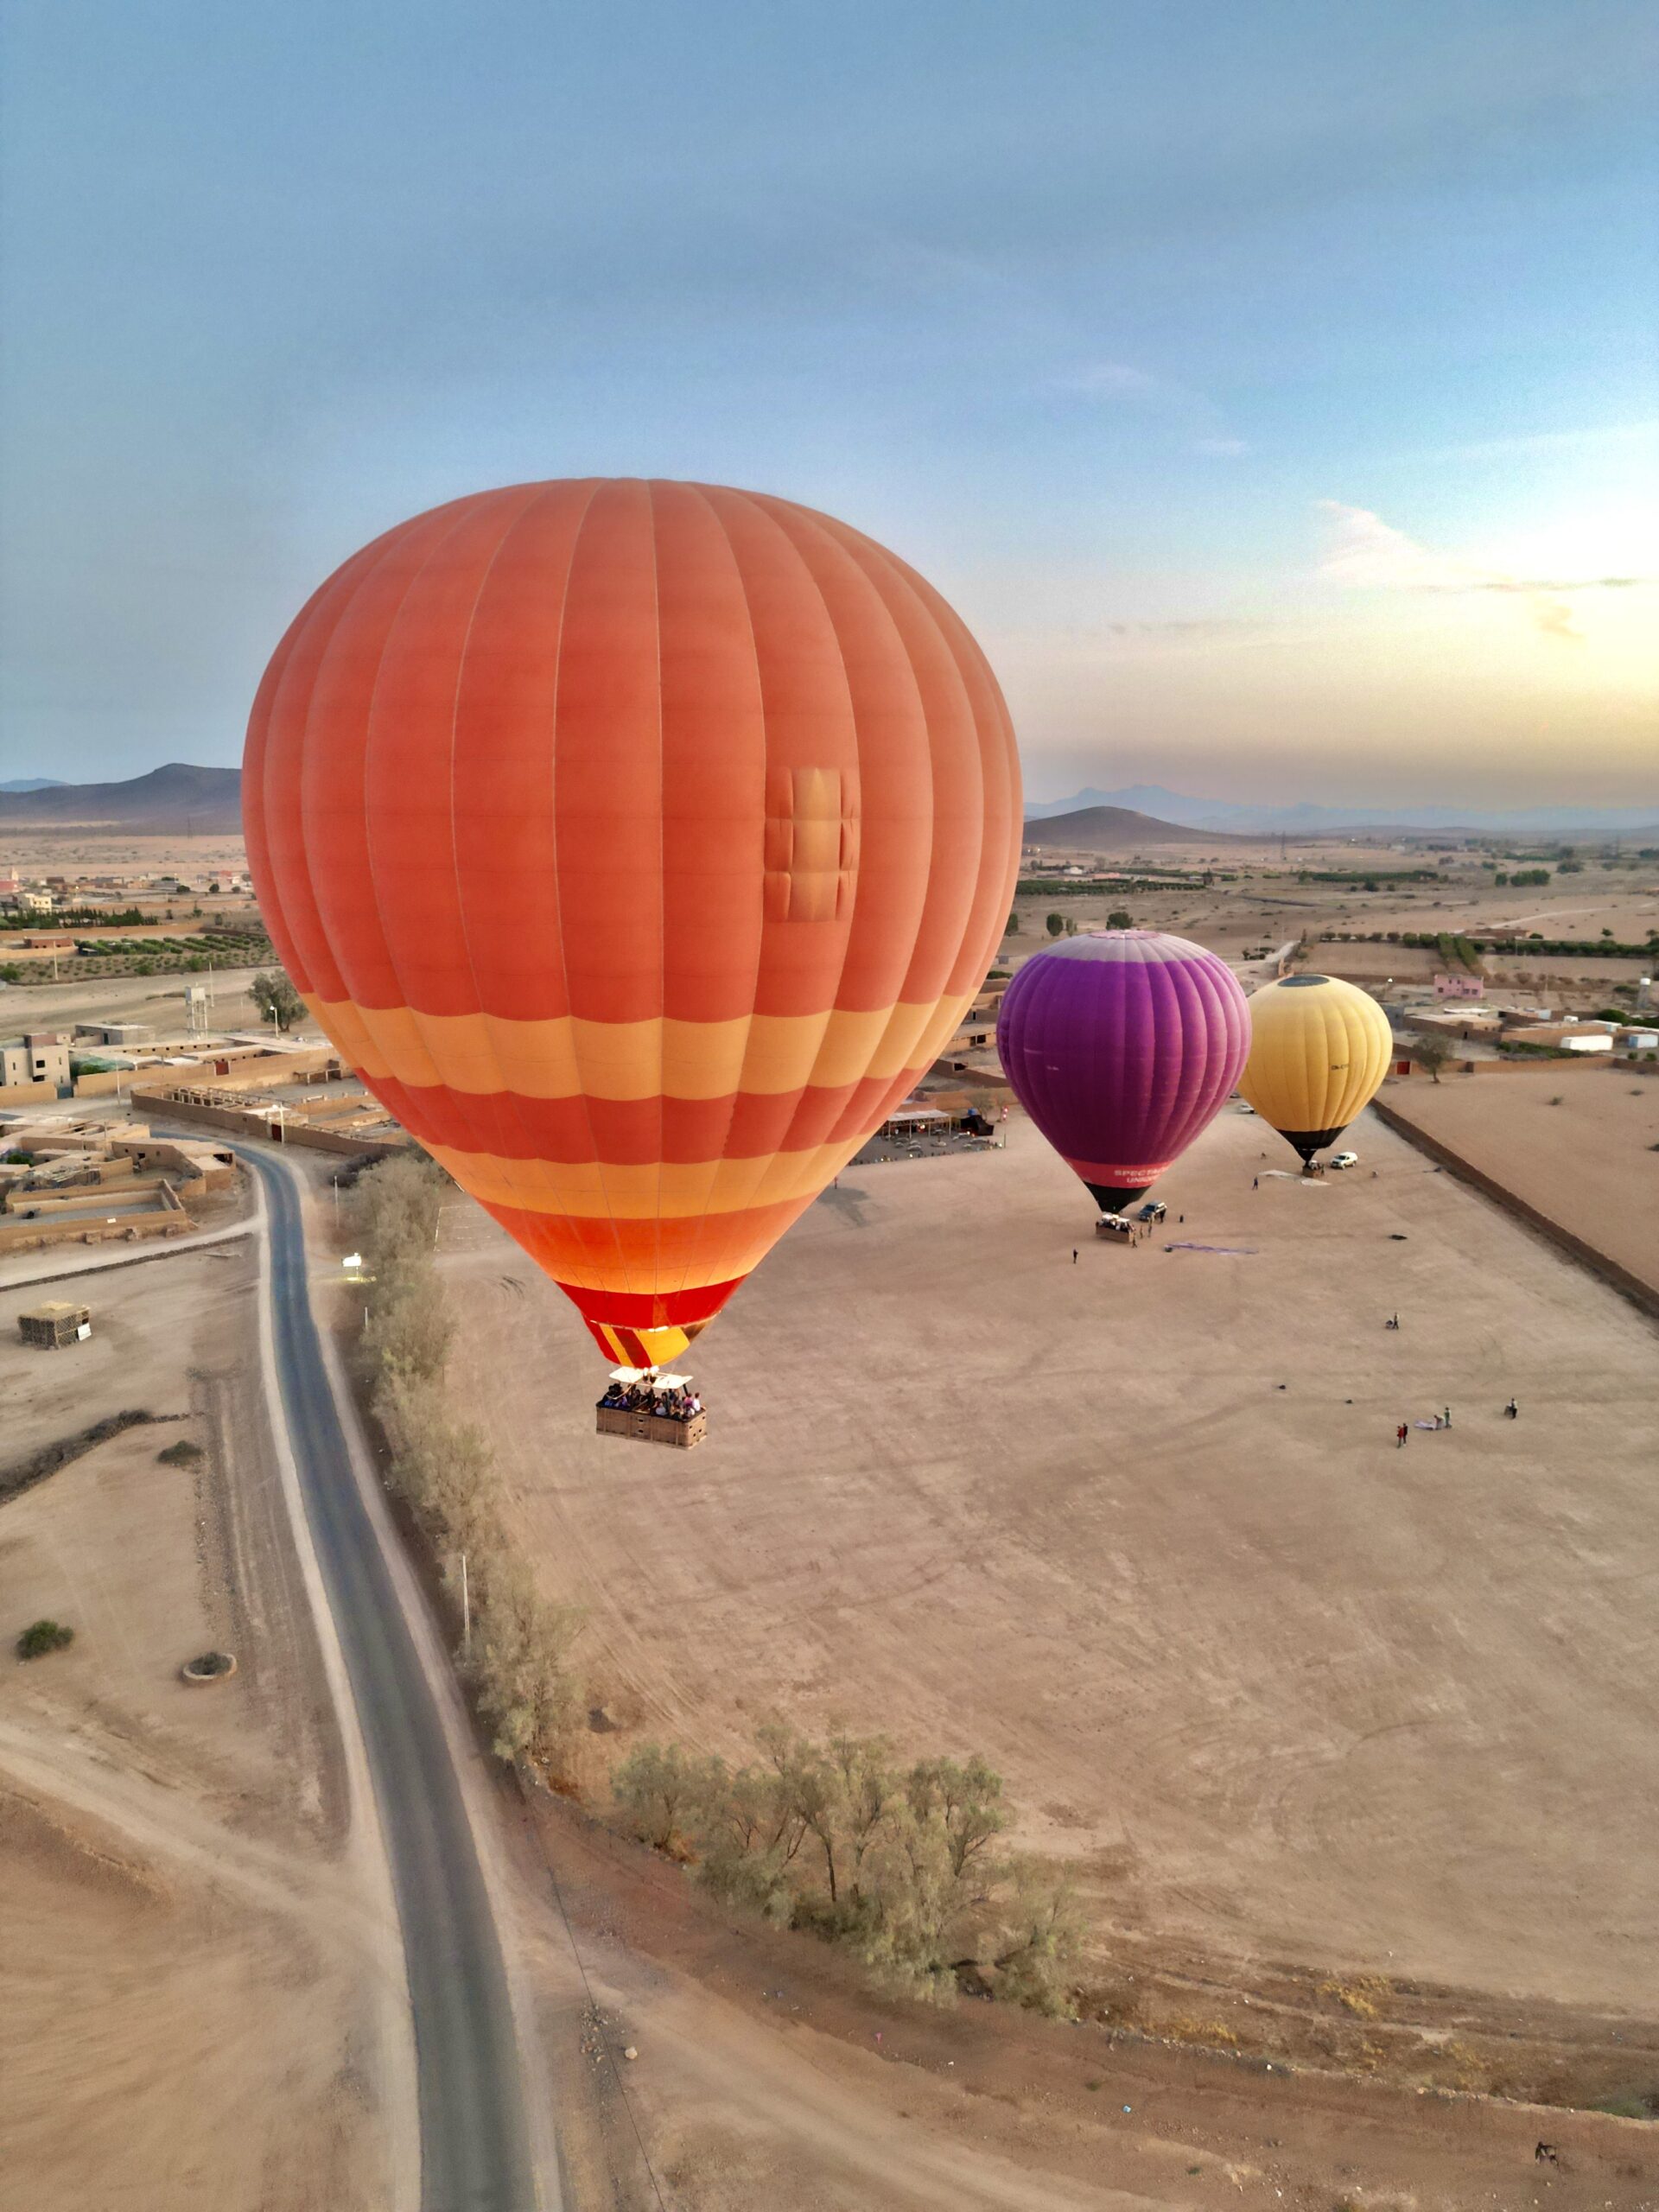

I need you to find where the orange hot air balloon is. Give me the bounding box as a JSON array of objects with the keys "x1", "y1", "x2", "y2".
[{"x1": 245, "y1": 480, "x2": 1021, "y2": 1370}]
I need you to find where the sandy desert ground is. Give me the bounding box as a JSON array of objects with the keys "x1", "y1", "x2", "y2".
[
  {"x1": 1, "y1": 961, "x2": 276, "y2": 1037},
  {"x1": 1382, "y1": 1065, "x2": 1659, "y2": 1301},
  {"x1": 0, "y1": 1240, "x2": 405, "y2": 2212},
  {"x1": 439, "y1": 1098, "x2": 1659, "y2": 2031},
  {"x1": 1007, "y1": 841, "x2": 1659, "y2": 957}
]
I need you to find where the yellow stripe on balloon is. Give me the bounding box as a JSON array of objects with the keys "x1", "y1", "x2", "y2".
[
  {"x1": 304, "y1": 992, "x2": 963, "y2": 1101},
  {"x1": 424, "y1": 1133, "x2": 874, "y2": 1219}
]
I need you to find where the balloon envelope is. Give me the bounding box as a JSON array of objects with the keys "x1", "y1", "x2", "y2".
[
  {"x1": 245, "y1": 479, "x2": 1021, "y2": 1364},
  {"x1": 1237, "y1": 974, "x2": 1393, "y2": 1164},
  {"x1": 995, "y1": 931, "x2": 1251, "y2": 1213}
]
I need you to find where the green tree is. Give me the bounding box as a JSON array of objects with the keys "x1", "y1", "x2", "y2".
[
  {"x1": 250, "y1": 968, "x2": 306, "y2": 1031},
  {"x1": 985, "y1": 1857, "x2": 1086, "y2": 2016},
  {"x1": 468, "y1": 1548, "x2": 582, "y2": 1773},
  {"x1": 17, "y1": 1619, "x2": 73, "y2": 1660},
  {"x1": 1106, "y1": 908, "x2": 1133, "y2": 931},
  {"x1": 1045, "y1": 912, "x2": 1065, "y2": 938},
  {"x1": 1005, "y1": 910, "x2": 1020, "y2": 934},
  {"x1": 1411, "y1": 1031, "x2": 1453, "y2": 1083},
  {"x1": 613, "y1": 1739, "x2": 721, "y2": 1853}
]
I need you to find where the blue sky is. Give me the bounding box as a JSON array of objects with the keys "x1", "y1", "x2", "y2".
[{"x1": 3, "y1": 0, "x2": 1655, "y2": 804}]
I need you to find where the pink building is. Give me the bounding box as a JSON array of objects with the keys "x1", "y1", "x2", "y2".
[{"x1": 1433, "y1": 971, "x2": 1484, "y2": 1000}]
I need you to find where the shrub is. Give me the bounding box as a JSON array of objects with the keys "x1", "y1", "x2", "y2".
[
  {"x1": 353, "y1": 1147, "x2": 583, "y2": 1786},
  {"x1": 17, "y1": 1619, "x2": 73, "y2": 1660},
  {"x1": 615, "y1": 1724, "x2": 1083, "y2": 2013},
  {"x1": 157, "y1": 1439, "x2": 204, "y2": 1466}
]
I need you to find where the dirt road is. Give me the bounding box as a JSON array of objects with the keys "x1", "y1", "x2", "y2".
[{"x1": 0, "y1": 1234, "x2": 411, "y2": 2210}]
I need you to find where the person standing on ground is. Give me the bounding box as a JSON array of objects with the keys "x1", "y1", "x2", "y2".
[
  {"x1": 1505, "y1": 1397, "x2": 1518, "y2": 1419},
  {"x1": 1071, "y1": 1248, "x2": 1078, "y2": 1265},
  {"x1": 1444, "y1": 1406, "x2": 1452, "y2": 1428}
]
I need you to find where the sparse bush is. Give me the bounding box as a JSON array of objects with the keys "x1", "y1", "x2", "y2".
[
  {"x1": 615, "y1": 1723, "x2": 1082, "y2": 2013},
  {"x1": 467, "y1": 1547, "x2": 583, "y2": 1774},
  {"x1": 353, "y1": 1149, "x2": 583, "y2": 1787},
  {"x1": 157, "y1": 1439, "x2": 204, "y2": 1466},
  {"x1": 17, "y1": 1618, "x2": 73, "y2": 1660}
]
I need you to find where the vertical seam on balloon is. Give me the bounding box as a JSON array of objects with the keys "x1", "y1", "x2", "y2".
[
  {"x1": 739, "y1": 497, "x2": 875, "y2": 1205},
  {"x1": 647, "y1": 480, "x2": 667, "y2": 1311},
  {"x1": 800, "y1": 518, "x2": 944, "y2": 1088},
  {"x1": 246, "y1": 622, "x2": 306, "y2": 984},
  {"x1": 359, "y1": 503, "x2": 488, "y2": 1122},
  {"x1": 547, "y1": 481, "x2": 636, "y2": 1308},
  {"x1": 442, "y1": 482, "x2": 565, "y2": 1244},
  {"x1": 301, "y1": 515, "x2": 461, "y2": 1035},
  {"x1": 263, "y1": 542, "x2": 390, "y2": 1001},
  {"x1": 829, "y1": 520, "x2": 989, "y2": 1052},
  {"x1": 664, "y1": 483, "x2": 768, "y2": 1307},
  {"x1": 874, "y1": 542, "x2": 1011, "y2": 999}
]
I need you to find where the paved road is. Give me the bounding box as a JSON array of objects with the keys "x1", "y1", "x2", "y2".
[{"x1": 239, "y1": 1144, "x2": 537, "y2": 2212}]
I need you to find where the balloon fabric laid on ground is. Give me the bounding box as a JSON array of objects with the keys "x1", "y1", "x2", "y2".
[
  {"x1": 1237, "y1": 973, "x2": 1393, "y2": 1167},
  {"x1": 243, "y1": 479, "x2": 1022, "y2": 1367},
  {"x1": 995, "y1": 931, "x2": 1251, "y2": 1215}
]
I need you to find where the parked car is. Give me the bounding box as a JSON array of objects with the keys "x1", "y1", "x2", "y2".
[
  {"x1": 1329, "y1": 1150, "x2": 1360, "y2": 1170},
  {"x1": 1134, "y1": 1199, "x2": 1167, "y2": 1223}
]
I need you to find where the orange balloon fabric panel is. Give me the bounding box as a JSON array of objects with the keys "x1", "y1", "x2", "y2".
[{"x1": 245, "y1": 480, "x2": 1021, "y2": 1364}]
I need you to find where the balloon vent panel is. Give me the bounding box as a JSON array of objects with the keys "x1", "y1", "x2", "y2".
[{"x1": 764, "y1": 766, "x2": 860, "y2": 923}]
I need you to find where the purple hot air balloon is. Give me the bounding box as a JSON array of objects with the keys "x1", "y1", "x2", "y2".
[{"x1": 995, "y1": 931, "x2": 1251, "y2": 1215}]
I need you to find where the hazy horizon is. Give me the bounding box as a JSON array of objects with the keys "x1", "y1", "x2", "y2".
[{"x1": 3, "y1": 3, "x2": 1655, "y2": 804}]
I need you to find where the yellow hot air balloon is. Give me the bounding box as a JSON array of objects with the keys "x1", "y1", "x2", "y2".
[{"x1": 1238, "y1": 974, "x2": 1392, "y2": 1169}]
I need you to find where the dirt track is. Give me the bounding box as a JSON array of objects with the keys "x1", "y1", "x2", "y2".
[
  {"x1": 0, "y1": 1243, "x2": 404, "y2": 2211},
  {"x1": 488, "y1": 1783, "x2": 1659, "y2": 2212},
  {"x1": 441, "y1": 1102, "x2": 1659, "y2": 2038}
]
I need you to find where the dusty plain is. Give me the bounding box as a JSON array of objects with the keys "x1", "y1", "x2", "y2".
[
  {"x1": 1382, "y1": 1065, "x2": 1659, "y2": 1302},
  {"x1": 0, "y1": 1236, "x2": 403, "y2": 2212},
  {"x1": 10, "y1": 821, "x2": 1659, "y2": 2205},
  {"x1": 442, "y1": 1099, "x2": 1659, "y2": 2028}
]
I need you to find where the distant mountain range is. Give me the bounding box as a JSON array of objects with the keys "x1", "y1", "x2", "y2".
[
  {"x1": 0, "y1": 763, "x2": 242, "y2": 831},
  {"x1": 1024, "y1": 783, "x2": 1659, "y2": 838},
  {"x1": 3, "y1": 763, "x2": 1651, "y2": 847},
  {"x1": 1022, "y1": 805, "x2": 1252, "y2": 852}
]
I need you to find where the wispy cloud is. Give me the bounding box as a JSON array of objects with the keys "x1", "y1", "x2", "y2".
[
  {"x1": 1315, "y1": 499, "x2": 1643, "y2": 641},
  {"x1": 1055, "y1": 359, "x2": 1161, "y2": 397},
  {"x1": 1419, "y1": 419, "x2": 1659, "y2": 464},
  {"x1": 1055, "y1": 359, "x2": 1249, "y2": 456},
  {"x1": 1106, "y1": 619, "x2": 1263, "y2": 637}
]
